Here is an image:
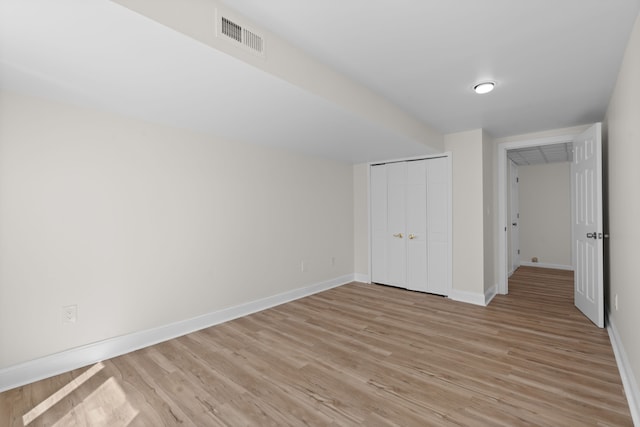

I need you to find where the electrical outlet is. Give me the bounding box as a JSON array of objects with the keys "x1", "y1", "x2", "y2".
[{"x1": 63, "y1": 305, "x2": 77, "y2": 324}]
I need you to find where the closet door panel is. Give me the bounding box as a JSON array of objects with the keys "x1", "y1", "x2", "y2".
[
  {"x1": 427, "y1": 157, "x2": 450, "y2": 295},
  {"x1": 370, "y1": 165, "x2": 388, "y2": 284},
  {"x1": 406, "y1": 160, "x2": 428, "y2": 292},
  {"x1": 386, "y1": 162, "x2": 407, "y2": 288},
  {"x1": 370, "y1": 156, "x2": 450, "y2": 295}
]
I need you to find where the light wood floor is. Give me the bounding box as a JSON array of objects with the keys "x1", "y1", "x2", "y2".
[{"x1": 0, "y1": 267, "x2": 632, "y2": 426}]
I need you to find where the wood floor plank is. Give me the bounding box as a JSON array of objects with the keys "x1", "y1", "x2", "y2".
[{"x1": 0, "y1": 267, "x2": 633, "y2": 426}]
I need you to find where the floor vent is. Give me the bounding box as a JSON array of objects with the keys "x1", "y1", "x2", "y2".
[{"x1": 217, "y1": 11, "x2": 265, "y2": 57}]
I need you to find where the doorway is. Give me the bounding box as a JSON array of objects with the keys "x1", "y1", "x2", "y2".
[
  {"x1": 498, "y1": 125, "x2": 605, "y2": 328},
  {"x1": 497, "y1": 134, "x2": 576, "y2": 294},
  {"x1": 507, "y1": 145, "x2": 573, "y2": 274}
]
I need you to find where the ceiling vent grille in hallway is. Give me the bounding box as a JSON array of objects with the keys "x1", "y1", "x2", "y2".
[
  {"x1": 507, "y1": 142, "x2": 573, "y2": 165},
  {"x1": 217, "y1": 12, "x2": 265, "y2": 57}
]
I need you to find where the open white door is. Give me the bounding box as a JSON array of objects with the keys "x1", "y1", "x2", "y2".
[
  {"x1": 509, "y1": 161, "x2": 520, "y2": 275},
  {"x1": 572, "y1": 123, "x2": 604, "y2": 328}
]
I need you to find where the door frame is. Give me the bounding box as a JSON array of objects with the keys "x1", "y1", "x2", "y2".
[{"x1": 497, "y1": 134, "x2": 576, "y2": 294}]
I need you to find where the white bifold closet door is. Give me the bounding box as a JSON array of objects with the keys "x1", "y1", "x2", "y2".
[{"x1": 370, "y1": 156, "x2": 450, "y2": 296}]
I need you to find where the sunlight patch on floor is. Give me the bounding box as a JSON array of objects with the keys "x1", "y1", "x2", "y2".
[
  {"x1": 22, "y1": 362, "x2": 105, "y2": 425},
  {"x1": 52, "y1": 376, "x2": 139, "y2": 427}
]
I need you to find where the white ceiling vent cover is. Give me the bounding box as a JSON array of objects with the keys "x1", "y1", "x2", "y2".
[{"x1": 216, "y1": 11, "x2": 265, "y2": 57}]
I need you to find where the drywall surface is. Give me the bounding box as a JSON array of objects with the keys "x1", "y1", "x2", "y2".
[
  {"x1": 114, "y1": 0, "x2": 443, "y2": 154},
  {"x1": 0, "y1": 91, "x2": 354, "y2": 368},
  {"x1": 518, "y1": 163, "x2": 571, "y2": 267},
  {"x1": 482, "y1": 131, "x2": 495, "y2": 292},
  {"x1": 353, "y1": 163, "x2": 369, "y2": 279},
  {"x1": 605, "y1": 11, "x2": 640, "y2": 410},
  {"x1": 444, "y1": 129, "x2": 484, "y2": 295}
]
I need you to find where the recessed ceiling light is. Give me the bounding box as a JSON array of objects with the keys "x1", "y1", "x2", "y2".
[{"x1": 474, "y1": 81, "x2": 495, "y2": 94}]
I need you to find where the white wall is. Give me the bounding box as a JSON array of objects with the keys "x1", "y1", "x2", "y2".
[
  {"x1": 605, "y1": 11, "x2": 640, "y2": 417},
  {"x1": 518, "y1": 162, "x2": 571, "y2": 267},
  {"x1": 444, "y1": 130, "x2": 485, "y2": 296},
  {"x1": 0, "y1": 91, "x2": 354, "y2": 368},
  {"x1": 353, "y1": 163, "x2": 369, "y2": 279},
  {"x1": 114, "y1": 0, "x2": 443, "y2": 154},
  {"x1": 482, "y1": 131, "x2": 495, "y2": 293}
]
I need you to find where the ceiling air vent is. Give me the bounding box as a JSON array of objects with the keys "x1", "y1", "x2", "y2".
[
  {"x1": 217, "y1": 12, "x2": 265, "y2": 57},
  {"x1": 221, "y1": 17, "x2": 242, "y2": 43}
]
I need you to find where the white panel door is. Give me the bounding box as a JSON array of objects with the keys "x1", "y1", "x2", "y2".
[
  {"x1": 386, "y1": 162, "x2": 407, "y2": 288},
  {"x1": 370, "y1": 156, "x2": 450, "y2": 295},
  {"x1": 509, "y1": 161, "x2": 520, "y2": 275},
  {"x1": 572, "y1": 123, "x2": 604, "y2": 328},
  {"x1": 370, "y1": 165, "x2": 388, "y2": 285},
  {"x1": 406, "y1": 160, "x2": 428, "y2": 292},
  {"x1": 426, "y1": 157, "x2": 449, "y2": 296}
]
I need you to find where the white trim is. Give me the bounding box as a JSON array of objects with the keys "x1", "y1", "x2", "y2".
[
  {"x1": 0, "y1": 274, "x2": 353, "y2": 393},
  {"x1": 518, "y1": 261, "x2": 574, "y2": 271},
  {"x1": 497, "y1": 134, "x2": 577, "y2": 295},
  {"x1": 485, "y1": 284, "x2": 497, "y2": 305},
  {"x1": 449, "y1": 284, "x2": 497, "y2": 307},
  {"x1": 354, "y1": 273, "x2": 370, "y2": 283},
  {"x1": 367, "y1": 152, "x2": 448, "y2": 166},
  {"x1": 446, "y1": 153, "x2": 453, "y2": 297},
  {"x1": 366, "y1": 163, "x2": 372, "y2": 286},
  {"x1": 448, "y1": 289, "x2": 487, "y2": 306},
  {"x1": 607, "y1": 313, "x2": 640, "y2": 426}
]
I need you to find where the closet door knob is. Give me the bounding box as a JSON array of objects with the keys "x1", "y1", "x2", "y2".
[
  {"x1": 393, "y1": 233, "x2": 403, "y2": 239},
  {"x1": 408, "y1": 234, "x2": 417, "y2": 240}
]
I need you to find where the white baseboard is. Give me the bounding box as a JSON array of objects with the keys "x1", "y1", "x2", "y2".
[
  {"x1": 485, "y1": 284, "x2": 497, "y2": 305},
  {"x1": 448, "y1": 289, "x2": 487, "y2": 306},
  {"x1": 449, "y1": 286, "x2": 496, "y2": 307},
  {"x1": 518, "y1": 261, "x2": 574, "y2": 271},
  {"x1": 607, "y1": 312, "x2": 640, "y2": 426},
  {"x1": 354, "y1": 273, "x2": 370, "y2": 283},
  {"x1": 0, "y1": 274, "x2": 354, "y2": 393}
]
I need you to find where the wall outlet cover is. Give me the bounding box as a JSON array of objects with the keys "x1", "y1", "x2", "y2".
[{"x1": 63, "y1": 305, "x2": 77, "y2": 324}]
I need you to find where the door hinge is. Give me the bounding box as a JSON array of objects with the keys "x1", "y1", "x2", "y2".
[{"x1": 518, "y1": 249, "x2": 520, "y2": 255}]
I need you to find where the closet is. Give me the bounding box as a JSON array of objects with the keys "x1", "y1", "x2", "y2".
[{"x1": 370, "y1": 155, "x2": 451, "y2": 295}]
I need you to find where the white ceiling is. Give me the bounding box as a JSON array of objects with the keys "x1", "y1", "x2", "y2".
[
  {"x1": 1, "y1": 1, "x2": 639, "y2": 164},
  {"x1": 223, "y1": 0, "x2": 640, "y2": 137}
]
